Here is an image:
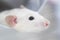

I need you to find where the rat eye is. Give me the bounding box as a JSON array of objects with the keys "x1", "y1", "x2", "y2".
[{"x1": 29, "y1": 16, "x2": 34, "y2": 21}]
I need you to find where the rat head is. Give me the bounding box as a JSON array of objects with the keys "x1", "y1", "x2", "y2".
[{"x1": 2, "y1": 7, "x2": 50, "y2": 32}]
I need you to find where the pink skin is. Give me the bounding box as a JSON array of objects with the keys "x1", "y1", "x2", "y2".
[
  {"x1": 5, "y1": 15, "x2": 17, "y2": 27},
  {"x1": 44, "y1": 21, "x2": 49, "y2": 27}
]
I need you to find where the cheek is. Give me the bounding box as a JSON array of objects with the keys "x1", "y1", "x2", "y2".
[
  {"x1": 35, "y1": 22, "x2": 42, "y2": 27},
  {"x1": 34, "y1": 21, "x2": 47, "y2": 28}
]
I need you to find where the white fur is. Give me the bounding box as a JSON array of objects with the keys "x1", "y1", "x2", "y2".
[{"x1": 0, "y1": 8, "x2": 50, "y2": 32}]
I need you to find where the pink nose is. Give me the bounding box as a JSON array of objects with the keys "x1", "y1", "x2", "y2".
[{"x1": 44, "y1": 21, "x2": 50, "y2": 27}]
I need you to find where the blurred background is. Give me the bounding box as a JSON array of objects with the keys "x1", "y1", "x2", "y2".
[{"x1": 0, "y1": 0, "x2": 60, "y2": 40}]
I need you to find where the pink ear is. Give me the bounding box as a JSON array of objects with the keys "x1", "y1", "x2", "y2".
[{"x1": 5, "y1": 15, "x2": 17, "y2": 27}]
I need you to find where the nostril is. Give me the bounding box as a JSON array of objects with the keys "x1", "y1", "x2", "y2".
[
  {"x1": 45, "y1": 23, "x2": 48, "y2": 27},
  {"x1": 44, "y1": 21, "x2": 49, "y2": 27}
]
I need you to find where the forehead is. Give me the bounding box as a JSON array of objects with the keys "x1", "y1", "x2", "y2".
[
  {"x1": 9, "y1": 8, "x2": 39, "y2": 17},
  {"x1": 11, "y1": 8, "x2": 37, "y2": 14}
]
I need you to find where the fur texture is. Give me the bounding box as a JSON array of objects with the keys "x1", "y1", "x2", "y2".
[{"x1": 0, "y1": 8, "x2": 50, "y2": 32}]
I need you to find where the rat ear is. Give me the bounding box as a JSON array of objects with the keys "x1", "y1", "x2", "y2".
[
  {"x1": 20, "y1": 5, "x2": 25, "y2": 9},
  {"x1": 5, "y1": 15, "x2": 17, "y2": 27}
]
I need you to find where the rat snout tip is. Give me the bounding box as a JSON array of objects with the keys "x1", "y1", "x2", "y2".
[{"x1": 43, "y1": 20, "x2": 50, "y2": 27}]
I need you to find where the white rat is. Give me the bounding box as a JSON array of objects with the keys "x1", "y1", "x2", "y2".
[{"x1": 0, "y1": 6, "x2": 50, "y2": 32}]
